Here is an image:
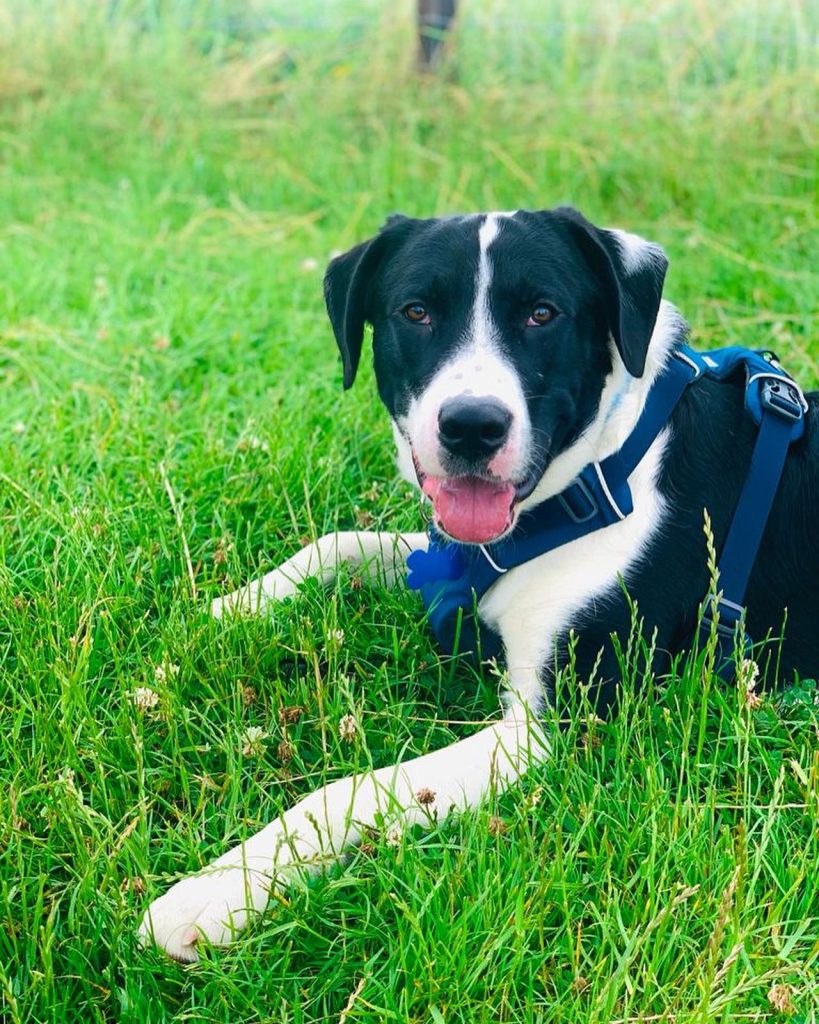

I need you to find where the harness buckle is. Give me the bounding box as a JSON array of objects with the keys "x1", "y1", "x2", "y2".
[
  {"x1": 558, "y1": 477, "x2": 599, "y2": 524},
  {"x1": 759, "y1": 376, "x2": 806, "y2": 423},
  {"x1": 698, "y1": 594, "x2": 752, "y2": 676},
  {"x1": 700, "y1": 593, "x2": 745, "y2": 640}
]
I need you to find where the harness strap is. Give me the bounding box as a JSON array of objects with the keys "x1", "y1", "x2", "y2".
[
  {"x1": 719, "y1": 407, "x2": 795, "y2": 600},
  {"x1": 604, "y1": 348, "x2": 701, "y2": 480},
  {"x1": 700, "y1": 371, "x2": 806, "y2": 667}
]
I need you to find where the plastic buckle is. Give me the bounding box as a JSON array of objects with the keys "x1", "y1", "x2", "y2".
[
  {"x1": 760, "y1": 375, "x2": 806, "y2": 423},
  {"x1": 698, "y1": 595, "x2": 752, "y2": 677},
  {"x1": 700, "y1": 594, "x2": 745, "y2": 639},
  {"x1": 559, "y1": 476, "x2": 598, "y2": 524}
]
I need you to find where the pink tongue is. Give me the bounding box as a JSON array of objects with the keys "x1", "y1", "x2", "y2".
[{"x1": 422, "y1": 476, "x2": 516, "y2": 543}]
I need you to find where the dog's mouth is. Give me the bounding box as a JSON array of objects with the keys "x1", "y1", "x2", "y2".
[{"x1": 413, "y1": 454, "x2": 539, "y2": 544}]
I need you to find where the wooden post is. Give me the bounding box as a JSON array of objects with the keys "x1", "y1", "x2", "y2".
[{"x1": 417, "y1": 0, "x2": 457, "y2": 71}]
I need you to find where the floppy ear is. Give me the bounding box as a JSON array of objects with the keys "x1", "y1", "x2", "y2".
[
  {"x1": 555, "y1": 207, "x2": 668, "y2": 378},
  {"x1": 324, "y1": 215, "x2": 413, "y2": 389}
]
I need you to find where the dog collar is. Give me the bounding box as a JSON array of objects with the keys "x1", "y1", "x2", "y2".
[{"x1": 406, "y1": 344, "x2": 807, "y2": 670}]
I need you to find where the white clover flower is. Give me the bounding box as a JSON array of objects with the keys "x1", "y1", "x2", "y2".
[
  {"x1": 326, "y1": 628, "x2": 345, "y2": 653},
  {"x1": 415, "y1": 787, "x2": 436, "y2": 807},
  {"x1": 131, "y1": 686, "x2": 160, "y2": 712},
  {"x1": 339, "y1": 714, "x2": 357, "y2": 743},
  {"x1": 385, "y1": 824, "x2": 403, "y2": 847},
  {"x1": 242, "y1": 726, "x2": 268, "y2": 757},
  {"x1": 300, "y1": 257, "x2": 319, "y2": 272},
  {"x1": 768, "y1": 985, "x2": 794, "y2": 1014},
  {"x1": 739, "y1": 658, "x2": 761, "y2": 710},
  {"x1": 154, "y1": 662, "x2": 179, "y2": 685},
  {"x1": 239, "y1": 434, "x2": 270, "y2": 453},
  {"x1": 12, "y1": 421, "x2": 26, "y2": 435}
]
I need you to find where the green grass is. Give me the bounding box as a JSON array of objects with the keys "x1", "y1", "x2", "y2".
[{"x1": 0, "y1": 0, "x2": 817, "y2": 1020}]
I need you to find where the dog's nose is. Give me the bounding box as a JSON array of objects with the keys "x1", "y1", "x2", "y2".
[{"x1": 438, "y1": 397, "x2": 512, "y2": 461}]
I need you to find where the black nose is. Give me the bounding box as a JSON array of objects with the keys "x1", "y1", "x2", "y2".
[{"x1": 438, "y1": 397, "x2": 513, "y2": 461}]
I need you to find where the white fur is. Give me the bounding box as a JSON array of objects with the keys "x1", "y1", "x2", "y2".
[
  {"x1": 401, "y1": 212, "x2": 530, "y2": 483},
  {"x1": 475, "y1": 215, "x2": 501, "y2": 347},
  {"x1": 145, "y1": 527, "x2": 545, "y2": 961},
  {"x1": 482, "y1": 436, "x2": 667, "y2": 711},
  {"x1": 606, "y1": 227, "x2": 666, "y2": 276},
  {"x1": 140, "y1": 699, "x2": 547, "y2": 961},
  {"x1": 211, "y1": 530, "x2": 427, "y2": 618},
  {"x1": 393, "y1": 420, "x2": 418, "y2": 489}
]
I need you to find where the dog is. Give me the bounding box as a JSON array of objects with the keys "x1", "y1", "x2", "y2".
[{"x1": 139, "y1": 207, "x2": 818, "y2": 961}]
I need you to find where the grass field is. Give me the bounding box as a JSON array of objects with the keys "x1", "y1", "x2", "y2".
[{"x1": 1, "y1": 1, "x2": 818, "y2": 1020}]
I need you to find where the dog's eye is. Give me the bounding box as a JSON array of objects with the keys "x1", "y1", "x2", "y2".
[
  {"x1": 527, "y1": 303, "x2": 556, "y2": 327},
  {"x1": 403, "y1": 303, "x2": 430, "y2": 324}
]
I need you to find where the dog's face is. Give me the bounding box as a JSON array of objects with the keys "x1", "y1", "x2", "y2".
[{"x1": 325, "y1": 208, "x2": 667, "y2": 544}]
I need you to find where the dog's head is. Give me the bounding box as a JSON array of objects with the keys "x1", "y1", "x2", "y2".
[{"x1": 324, "y1": 208, "x2": 668, "y2": 544}]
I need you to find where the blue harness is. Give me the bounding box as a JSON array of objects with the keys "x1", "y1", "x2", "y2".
[{"x1": 405, "y1": 345, "x2": 808, "y2": 670}]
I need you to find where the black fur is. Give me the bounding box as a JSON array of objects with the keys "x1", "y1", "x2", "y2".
[
  {"x1": 558, "y1": 372, "x2": 819, "y2": 713},
  {"x1": 325, "y1": 208, "x2": 819, "y2": 706}
]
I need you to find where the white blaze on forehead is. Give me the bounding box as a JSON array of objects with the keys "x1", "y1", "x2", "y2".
[
  {"x1": 401, "y1": 211, "x2": 531, "y2": 484},
  {"x1": 472, "y1": 212, "x2": 519, "y2": 343},
  {"x1": 473, "y1": 213, "x2": 502, "y2": 348}
]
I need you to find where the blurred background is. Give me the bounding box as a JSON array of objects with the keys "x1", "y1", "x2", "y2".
[
  {"x1": 1, "y1": 0, "x2": 815, "y2": 446},
  {"x1": 1, "y1": 0, "x2": 815, "y2": 354}
]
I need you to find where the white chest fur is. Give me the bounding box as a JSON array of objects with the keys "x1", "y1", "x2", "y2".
[{"x1": 478, "y1": 432, "x2": 669, "y2": 712}]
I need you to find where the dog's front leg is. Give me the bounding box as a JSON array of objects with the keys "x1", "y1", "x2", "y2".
[
  {"x1": 138, "y1": 709, "x2": 548, "y2": 961},
  {"x1": 211, "y1": 530, "x2": 428, "y2": 618}
]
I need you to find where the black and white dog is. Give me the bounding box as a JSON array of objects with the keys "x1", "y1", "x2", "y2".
[{"x1": 140, "y1": 207, "x2": 819, "y2": 960}]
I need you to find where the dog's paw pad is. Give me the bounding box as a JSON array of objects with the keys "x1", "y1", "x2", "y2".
[{"x1": 138, "y1": 867, "x2": 267, "y2": 962}]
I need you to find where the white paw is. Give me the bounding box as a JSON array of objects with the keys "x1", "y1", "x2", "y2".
[
  {"x1": 210, "y1": 575, "x2": 292, "y2": 619},
  {"x1": 210, "y1": 587, "x2": 256, "y2": 619},
  {"x1": 210, "y1": 591, "x2": 239, "y2": 619},
  {"x1": 138, "y1": 863, "x2": 271, "y2": 962}
]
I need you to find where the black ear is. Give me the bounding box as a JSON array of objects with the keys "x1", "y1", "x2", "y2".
[
  {"x1": 324, "y1": 216, "x2": 413, "y2": 389},
  {"x1": 555, "y1": 207, "x2": 668, "y2": 378}
]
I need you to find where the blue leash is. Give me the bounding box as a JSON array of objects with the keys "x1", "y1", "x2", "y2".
[{"x1": 406, "y1": 345, "x2": 807, "y2": 672}]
